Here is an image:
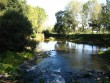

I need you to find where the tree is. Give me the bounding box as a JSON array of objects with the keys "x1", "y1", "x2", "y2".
[
  {"x1": 105, "y1": 11, "x2": 110, "y2": 31},
  {"x1": 54, "y1": 0, "x2": 81, "y2": 34},
  {"x1": 35, "y1": 6, "x2": 47, "y2": 33},
  {"x1": 80, "y1": 2, "x2": 89, "y2": 32},
  {"x1": 98, "y1": 5, "x2": 107, "y2": 33},
  {"x1": 105, "y1": 0, "x2": 110, "y2": 31},
  {"x1": 88, "y1": 0, "x2": 102, "y2": 33},
  {"x1": 106, "y1": 0, "x2": 110, "y2": 10},
  {"x1": 54, "y1": 10, "x2": 76, "y2": 34},
  {"x1": 67, "y1": 0, "x2": 81, "y2": 32},
  {"x1": 0, "y1": 0, "x2": 8, "y2": 10},
  {"x1": 54, "y1": 11, "x2": 66, "y2": 34},
  {"x1": 0, "y1": 0, "x2": 27, "y2": 16},
  {"x1": 24, "y1": 5, "x2": 38, "y2": 30},
  {"x1": 0, "y1": 10, "x2": 34, "y2": 52},
  {"x1": 24, "y1": 5, "x2": 47, "y2": 33},
  {"x1": 92, "y1": 0, "x2": 110, "y2": 33},
  {"x1": 0, "y1": 0, "x2": 24, "y2": 10}
]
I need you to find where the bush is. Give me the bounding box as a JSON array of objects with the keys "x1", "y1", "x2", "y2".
[{"x1": 0, "y1": 10, "x2": 36, "y2": 52}]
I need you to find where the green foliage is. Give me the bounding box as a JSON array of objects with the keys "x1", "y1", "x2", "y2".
[
  {"x1": 0, "y1": 0, "x2": 47, "y2": 81},
  {"x1": 0, "y1": 0, "x2": 8, "y2": 10},
  {"x1": 35, "y1": 6, "x2": 47, "y2": 33},
  {"x1": 24, "y1": 5, "x2": 47, "y2": 33},
  {"x1": 49, "y1": 37, "x2": 55, "y2": 41},
  {"x1": 54, "y1": 10, "x2": 76, "y2": 34},
  {"x1": 0, "y1": 51, "x2": 33, "y2": 74},
  {"x1": 80, "y1": 2, "x2": 90, "y2": 32},
  {"x1": 53, "y1": 0, "x2": 110, "y2": 34},
  {"x1": 0, "y1": 0, "x2": 23, "y2": 11},
  {"x1": 0, "y1": 0, "x2": 47, "y2": 36},
  {"x1": 0, "y1": 10, "x2": 34, "y2": 52},
  {"x1": 31, "y1": 33, "x2": 36, "y2": 38},
  {"x1": 99, "y1": 48, "x2": 110, "y2": 56}
]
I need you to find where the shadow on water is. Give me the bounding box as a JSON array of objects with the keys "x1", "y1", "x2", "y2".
[{"x1": 22, "y1": 40, "x2": 110, "y2": 83}]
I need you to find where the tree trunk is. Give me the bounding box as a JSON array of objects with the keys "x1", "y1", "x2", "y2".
[{"x1": 92, "y1": 27, "x2": 93, "y2": 34}]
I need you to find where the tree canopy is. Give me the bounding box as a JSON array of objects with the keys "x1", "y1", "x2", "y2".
[
  {"x1": 0, "y1": 0, "x2": 47, "y2": 52},
  {"x1": 54, "y1": 10, "x2": 76, "y2": 34},
  {"x1": 54, "y1": 0, "x2": 110, "y2": 34},
  {"x1": 0, "y1": 10, "x2": 33, "y2": 51}
]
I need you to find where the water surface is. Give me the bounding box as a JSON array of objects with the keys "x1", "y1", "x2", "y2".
[{"x1": 24, "y1": 40, "x2": 108, "y2": 83}]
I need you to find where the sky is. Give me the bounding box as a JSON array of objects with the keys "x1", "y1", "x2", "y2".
[{"x1": 27, "y1": 0, "x2": 106, "y2": 26}]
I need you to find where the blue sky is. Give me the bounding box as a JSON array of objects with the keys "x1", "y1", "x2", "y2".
[{"x1": 27, "y1": 0, "x2": 106, "y2": 26}]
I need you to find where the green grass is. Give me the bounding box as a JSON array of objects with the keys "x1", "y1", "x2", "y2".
[
  {"x1": 98, "y1": 48, "x2": 110, "y2": 62},
  {"x1": 0, "y1": 51, "x2": 33, "y2": 80},
  {"x1": 49, "y1": 37, "x2": 55, "y2": 41},
  {"x1": 99, "y1": 47, "x2": 110, "y2": 56}
]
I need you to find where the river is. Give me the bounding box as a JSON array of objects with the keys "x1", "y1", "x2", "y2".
[{"x1": 23, "y1": 40, "x2": 109, "y2": 83}]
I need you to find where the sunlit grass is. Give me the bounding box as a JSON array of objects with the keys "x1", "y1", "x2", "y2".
[
  {"x1": 35, "y1": 34, "x2": 44, "y2": 42},
  {"x1": 49, "y1": 37, "x2": 55, "y2": 41},
  {"x1": 98, "y1": 47, "x2": 110, "y2": 64},
  {"x1": 99, "y1": 47, "x2": 110, "y2": 55},
  {"x1": 0, "y1": 51, "x2": 33, "y2": 76}
]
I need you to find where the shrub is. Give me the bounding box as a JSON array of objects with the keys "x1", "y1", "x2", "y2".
[{"x1": 0, "y1": 10, "x2": 36, "y2": 52}]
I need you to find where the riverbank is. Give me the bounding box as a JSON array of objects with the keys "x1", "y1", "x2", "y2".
[
  {"x1": 0, "y1": 51, "x2": 33, "y2": 82},
  {"x1": 0, "y1": 50, "x2": 48, "y2": 83},
  {"x1": 98, "y1": 48, "x2": 110, "y2": 66},
  {"x1": 44, "y1": 33, "x2": 110, "y2": 47},
  {"x1": 91, "y1": 48, "x2": 110, "y2": 78},
  {"x1": 1, "y1": 39, "x2": 110, "y2": 83}
]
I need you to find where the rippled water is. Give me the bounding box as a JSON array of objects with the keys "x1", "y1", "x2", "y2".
[{"x1": 24, "y1": 40, "x2": 108, "y2": 83}]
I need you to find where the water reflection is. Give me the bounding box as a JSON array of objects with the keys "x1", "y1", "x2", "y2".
[
  {"x1": 37, "y1": 41, "x2": 107, "y2": 71},
  {"x1": 24, "y1": 41, "x2": 108, "y2": 83}
]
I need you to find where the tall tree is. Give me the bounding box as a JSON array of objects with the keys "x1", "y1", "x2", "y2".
[
  {"x1": 67, "y1": 0, "x2": 81, "y2": 32},
  {"x1": 106, "y1": 0, "x2": 110, "y2": 10},
  {"x1": 24, "y1": 5, "x2": 47, "y2": 33},
  {"x1": 105, "y1": 0, "x2": 110, "y2": 31},
  {"x1": 80, "y1": 2, "x2": 90, "y2": 32},
  {"x1": 88, "y1": 0, "x2": 102, "y2": 33},
  {"x1": 54, "y1": 10, "x2": 76, "y2": 34},
  {"x1": 36, "y1": 6, "x2": 47, "y2": 33},
  {"x1": 98, "y1": 4, "x2": 107, "y2": 33},
  {"x1": 54, "y1": 11, "x2": 67, "y2": 34}
]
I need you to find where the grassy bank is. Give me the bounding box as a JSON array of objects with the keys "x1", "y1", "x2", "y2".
[
  {"x1": 0, "y1": 51, "x2": 33, "y2": 82},
  {"x1": 99, "y1": 48, "x2": 110, "y2": 64},
  {"x1": 44, "y1": 33, "x2": 110, "y2": 47},
  {"x1": 98, "y1": 48, "x2": 110, "y2": 77}
]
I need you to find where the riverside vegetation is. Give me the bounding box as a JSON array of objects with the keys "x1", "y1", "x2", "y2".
[
  {"x1": 0, "y1": 0, "x2": 47, "y2": 82},
  {"x1": 1, "y1": 0, "x2": 110, "y2": 82}
]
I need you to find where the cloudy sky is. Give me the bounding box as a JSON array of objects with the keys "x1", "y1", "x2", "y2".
[{"x1": 27, "y1": 0, "x2": 106, "y2": 26}]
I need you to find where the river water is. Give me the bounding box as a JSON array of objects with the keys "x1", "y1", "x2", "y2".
[{"x1": 23, "y1": 40, "x2": 109, "y2": 83}]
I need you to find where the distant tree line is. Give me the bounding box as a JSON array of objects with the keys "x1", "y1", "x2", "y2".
[{"x1": 54, "y1": 0, "x2": 110, "y2": 34}]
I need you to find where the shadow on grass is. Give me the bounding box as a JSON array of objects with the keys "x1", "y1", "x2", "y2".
[{"x1": 0, "y1": 51, "x2": 33, "y2": 81}]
